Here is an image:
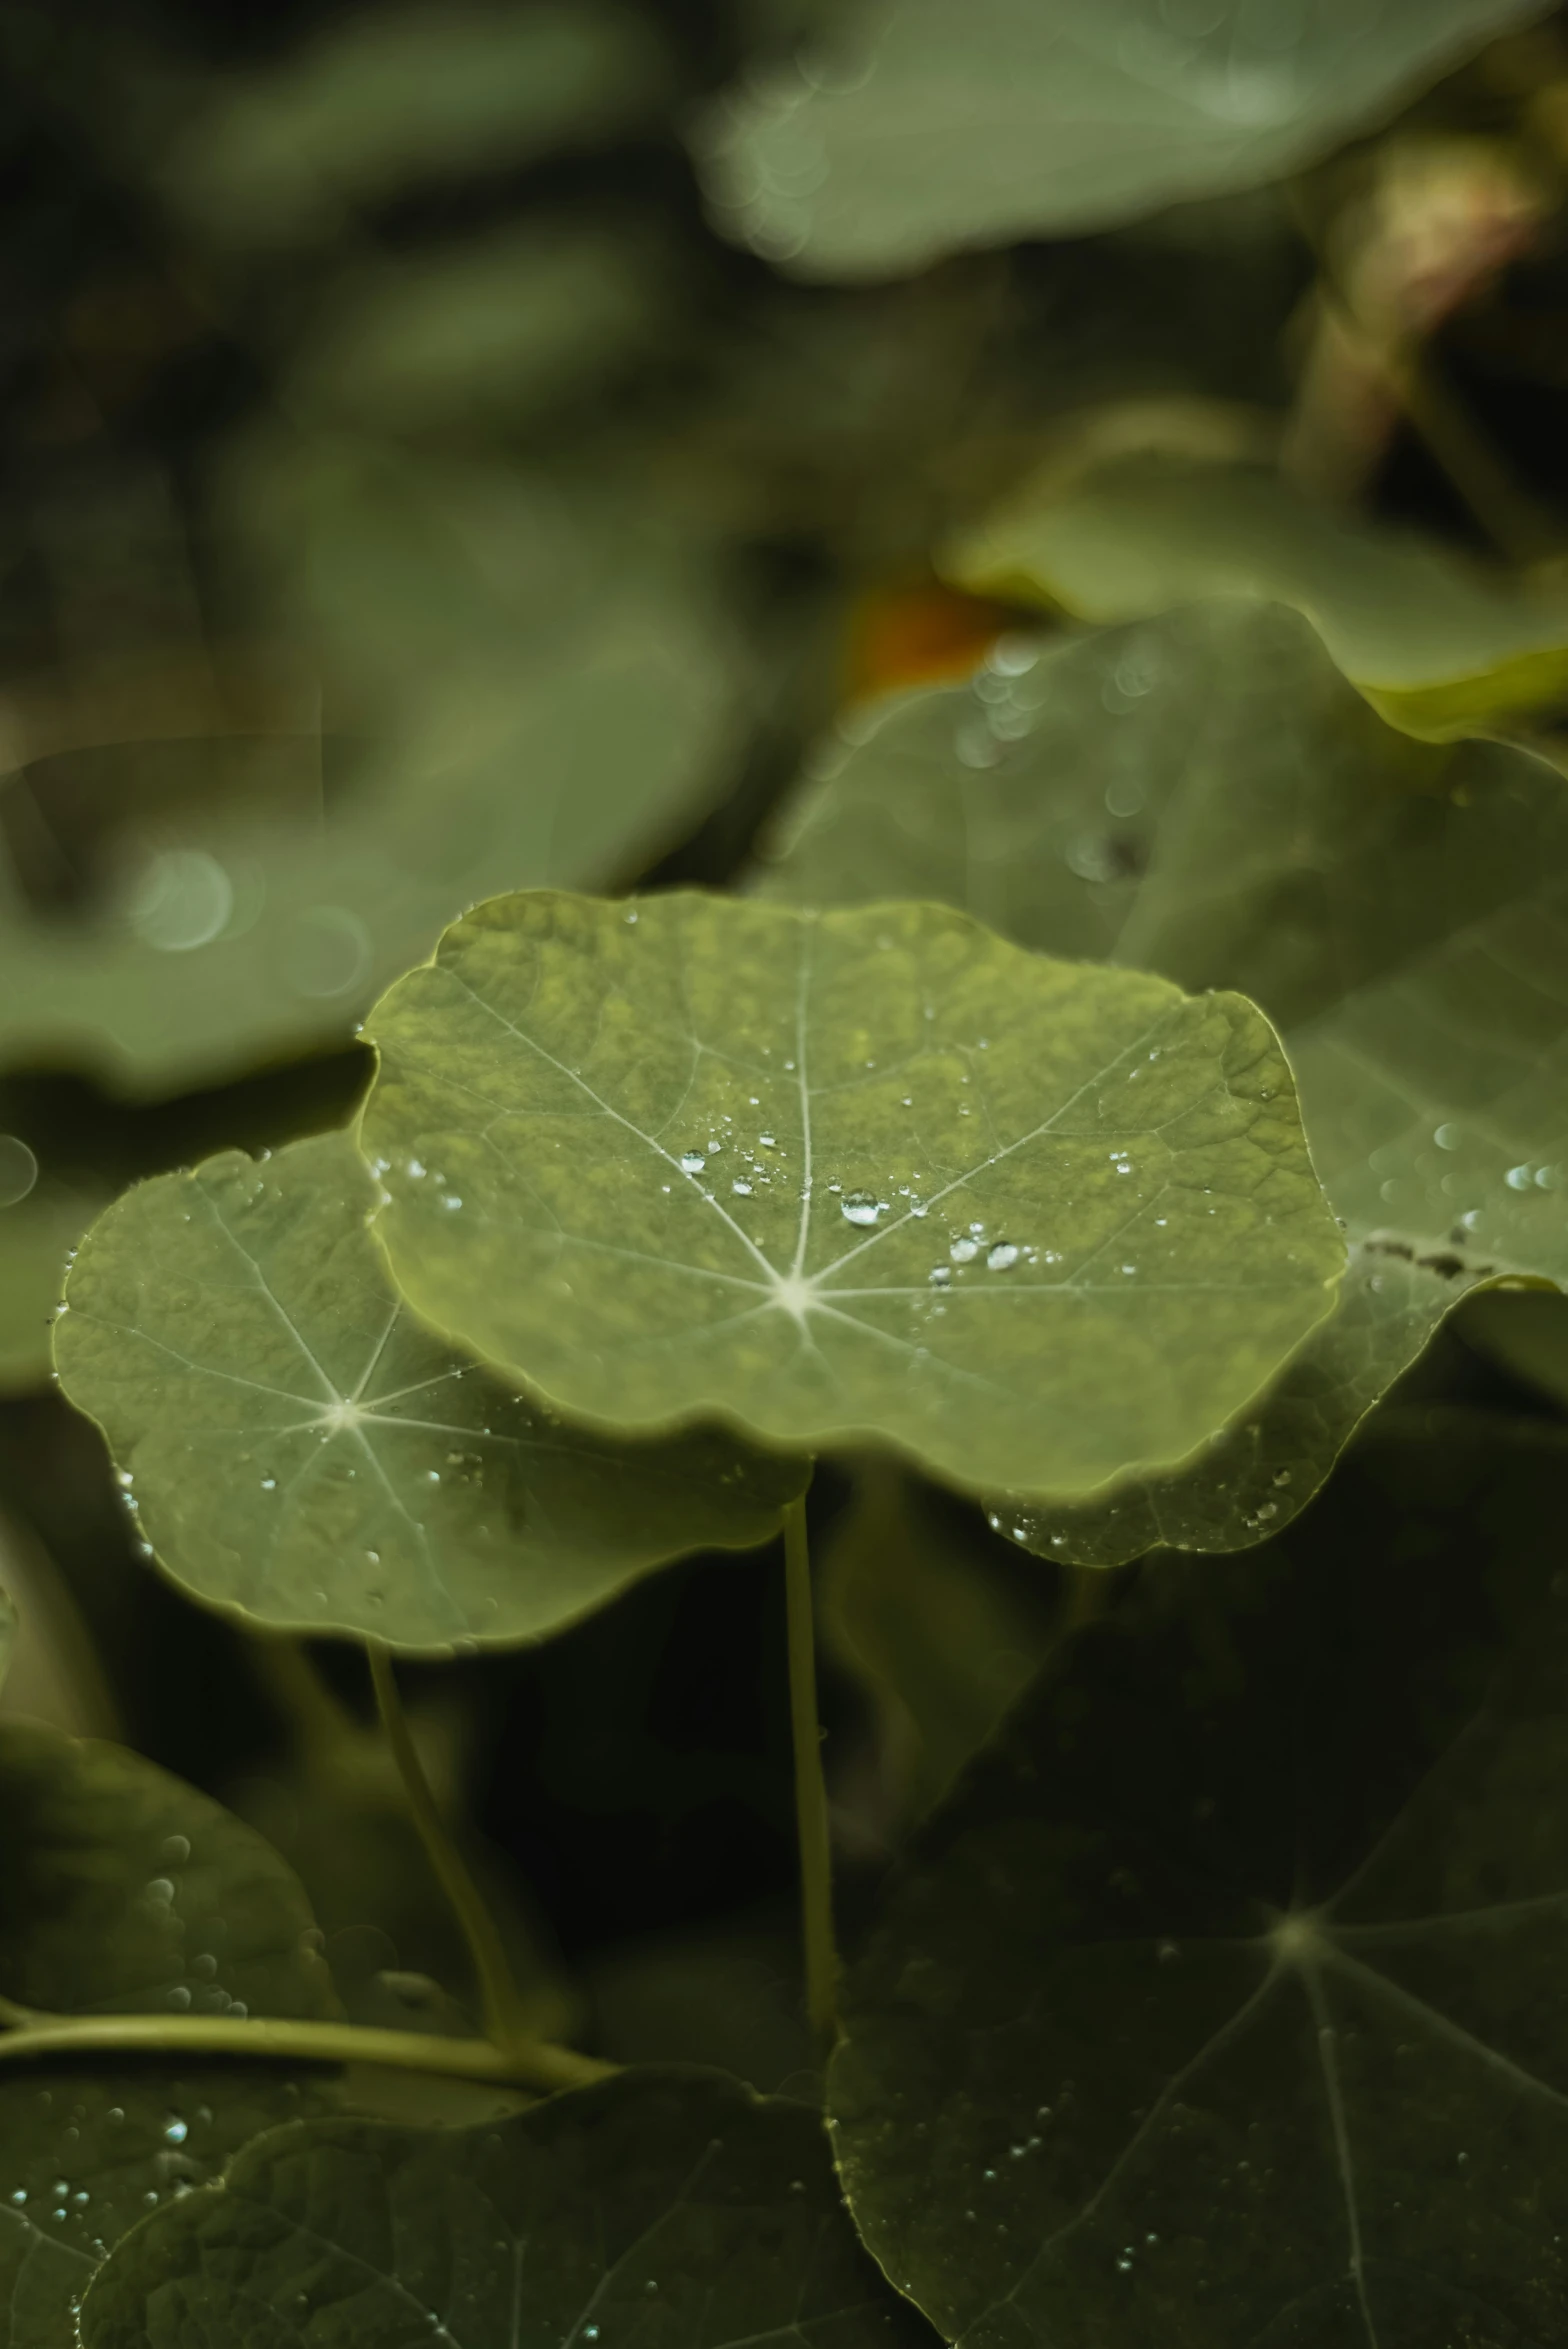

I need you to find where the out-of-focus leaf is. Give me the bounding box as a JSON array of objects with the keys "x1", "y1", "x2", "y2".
[
  {"x1": 0, "y1": 1721, "x2": 337, "y2": 2348},
  {"x1": 829, "y1": 1410, "x2": 1568, "y2": 2347},
  {"x1": 821, "y1": 1464, "x2": 1060, "y2": 1815},
  {"x1": 946, "y1": 454, "x2": 1568, "y2": 739},
  {"x1": 79, "y1": 2070, "x2": 937, "y2": 2349},
  {"x1": 763, "y1": 598, "x2": 1568, "y2": 1554},
  {"x1": 55, "y1": 1133, "x2": 804, "y2": 1654},
  {"x1": 1456, "y1": 1282, "x2": 1568, "y2": 1410},
  {"x1": 0, "y1": 459, "x2": 750, "y2": 1093},
  {"x1": 0, "y1": 1590, "x2": 13, "y2": 1696},
  {"x1": 694, "y1": 0, "x2": 1550, "y2": 280},
  {"x1": 163, "y1": 3, "x2": 674, "y2": 249},
  {"x1": 0, "y1": 1181, "x2": 104, "y2": 1395},
  {"x1": 363, "y1": 890, "x2": 1344, "y2": 1503},
  {"x1": 290, "y1": 220, "x2": 678, "y2": 438}
]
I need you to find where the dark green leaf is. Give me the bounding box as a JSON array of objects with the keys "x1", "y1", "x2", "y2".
[
  {"x1": 695, "y1": 0, "x2": 1548, "y2": 279},
  {"x1": 362, "y1": 890, "x2": 1344, "y2": 1502},
  {"x1": 79, "y1": 2068, "x2": 936, "y2": 2349},
  {"x1": 0, "y1": 1722, "x2": 337, "y2": 2347},
  {"x1": 0, "y1": 1589, "x2": 13, "y2": 1695},
  {"x1": 764, "y1": 598, "x2": 1568, "y2": 1551},
  {"x1": 821, "y1": 1464, "x2": 1062, "y2": 1816},
  {"x1": 830, "y1": 1412, "x2": 1568, "y2": 2348},
  {"x1": 55, "y1": 1132, "x2": 803, "y2": 1653}
]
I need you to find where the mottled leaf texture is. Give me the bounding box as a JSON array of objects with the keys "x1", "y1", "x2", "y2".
[
  {"x1": 763, "y1": 598, "x2": 1568, "y2": 1551},
  {"x1": 79, "y1": 2068, "x2": 936, "y2": 2349},
  {"x1": 362, "y1": 891, "x2": 1344, "y2": 1503},
  {"x1": 55, "y1": 1132, "x2": 802, "y2": 1654},
  {"x1": 0, "y1": 1722, "x2": 336, "y2": 2347},
  {"x1": 695, "y1": 0, "x2": 1549, "y2": 280},
  {"x1": 830, "y1": 1412, "x2": 1568, "y2": 2349},
  {"x1": 947, "y1": 456, "x2": 1568, "y2": 739}
]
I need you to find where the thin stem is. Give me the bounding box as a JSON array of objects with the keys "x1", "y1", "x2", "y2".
[
  {"x1": 0, "y1": 2005, "x2": 611, "y2": 2095},
  {"x1": 366, "y1": 1643, "x2": 534, "y2": 2055},
  {"x1": 783, "y1": 1491, "x2": 839, "y2": 2062}
]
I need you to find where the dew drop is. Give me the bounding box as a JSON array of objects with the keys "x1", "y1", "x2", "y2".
[
  {"x1": 679, "y1": 1152, "x2": 706, "y2": 1175},
  {"x1": 841, "y1": 1191, "x2": 883, "y2": 1227},
  {"x1": 950, "y1": 1236, "x2": 979, "y2": 1264},
  {"x1": 986, "y1": 1242, "x2": 1019, "y2": 1272}
]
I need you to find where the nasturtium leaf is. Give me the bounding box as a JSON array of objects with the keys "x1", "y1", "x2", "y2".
[
  {"x1": 829, "y1": 1410, "x2": 1568, "y2": 2348},
  {"x1": 163, "y1": 1, "x2": 673, "y2": 250},
  {"x1": 763, "y1": 598, "x2": 1568, "y2": 1552},
  {"x1": 79, "y1": 2068, "x2": 936, "y2": 2349},
  {"x1": 946, "y1": 455, "x2": 1568, "y2": 739},
  {"x1": 54, "y1": 1132, "x2": 802, "y2": 1655},
  {"x1": 585, "y1": 1926, "x2": 812, "y2": 2096},
  {"x1": 694, "y1": 0, "x2": 1549, "y2": 281},
  {"x1": 0, "y1": 1721, "x2": 337, "y2": 2348},
  {"x1": 1458, "y1": 1283, "x2": 1568, "y2": 1411},
  {"x1": 998, "y1": 1244, "x2": 1477, "y2": 1567},
  {"x1": 0, "y1": 455, "x2": 752, "y2": 1094},
  {"x1": 362, "y1": 890, "x2": 1345, "y2": 1503}
]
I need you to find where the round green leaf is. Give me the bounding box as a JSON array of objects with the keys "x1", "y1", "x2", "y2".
[
  {"x1": 54, "y1": 1132, "x2": 802, "y2": 1655},
  {"x1": 78, "y1": 2068, "x2": 936, "y2": 2349},
  {"x1": 763, "y1": 598, "x2": 1568, "y2": 1551},
  {"x1": 946, "y1": 455, "x2": 1568, "y2": 739},
  {"x1": 362, "y1": 891, "x2": 1345, "y2": 1502},
  {"x1": 0, "y1": 1721, "x2": 337, "y2": 2348},
  {"x1": 829, "y1": 1413, "x2": 1568, "y2": 2347},
  {"x1": 695, "y1": 0, "x2": 1549, "y2": 280}
]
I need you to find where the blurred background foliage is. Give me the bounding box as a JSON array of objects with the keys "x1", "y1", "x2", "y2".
[{"x1": 7, "y1": 0, "x2": 1568, "y2": 2087}]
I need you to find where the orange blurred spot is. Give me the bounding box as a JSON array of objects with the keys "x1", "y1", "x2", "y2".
[{"x1": 846, "y1": 579, "x2": 1024, "y2": 704}]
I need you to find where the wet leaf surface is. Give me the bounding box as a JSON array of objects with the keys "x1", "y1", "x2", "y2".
[
  {"x1": 831, "y1": 1411, "x2": 1568, "y2": 2349},
  {"x1": 55, "y1": 1132, "x2": 802, "y2": 1653},
  {"x1": 363, "y1": 890, "x2": 1344, "y2": 1503},
  {"x1": 79, "y1": 2068, "x2": 937, "y2": 2349}
]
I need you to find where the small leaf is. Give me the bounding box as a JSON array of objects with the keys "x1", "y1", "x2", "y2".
[
  {"x1": 829, "y1": 1411, "x2": 1568, "y2": 2347},
  {"x1": 54, "y1": 1132, "x2": 802, "y2": 1654},
  {"x1": 362, "y1": 890, "x2": 1344, "y2": 1503},
  {"x1": 79, "y1": 2069, "x2": 937, "y2": 2349},
  {"x1": 946, "y1": 454, "x2": 1568, "y2": 738},
  {"x1": 694, "y1": 0, "x2": 1548, "y2": 280},
  {"x1": 0, "y1": 1722, "x2": 337, "y2": 2347},
  {"x1": 763, "y1": 598, "x2": 1568, "y2": 1550}
]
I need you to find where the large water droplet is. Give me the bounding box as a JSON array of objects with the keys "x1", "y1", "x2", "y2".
[
  {"x1": 986, "y1": 1243, "x2": 1019, "y2": 1272},
  {"x1": 841, "y1": 1191, "x2": 883, "y2": 1227}
]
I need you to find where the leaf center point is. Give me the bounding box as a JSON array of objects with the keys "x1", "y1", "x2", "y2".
[{"x1": 770, "y1": 1272, "x2": 818, "y2": 1325}]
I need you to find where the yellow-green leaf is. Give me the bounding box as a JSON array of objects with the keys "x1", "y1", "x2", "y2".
[
  {"x1": 362, "y1": 890, "x2": 1344, "y2": 1502},
  {"x1": 945, "y1": 454, "x2": 1568, "y2": 739}
]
